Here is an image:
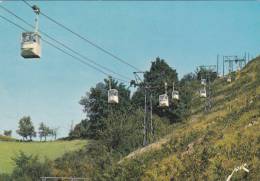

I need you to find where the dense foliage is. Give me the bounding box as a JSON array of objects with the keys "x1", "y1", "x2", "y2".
[
  {"x1": 132, "y1": 57, "x2": 184, "y2": 122},
  {"x1": 70, "y1": 79, "x2": 132, "y2": 139},
  {"x1": 0, "y1": 152, "x2": 52, "y2": 181},
  {"x1": 71, "y1": 57, "x2": 191, "y2": 140},
  {"x1": 196, "y1": 67, "x2": 218, "y2": 83}
]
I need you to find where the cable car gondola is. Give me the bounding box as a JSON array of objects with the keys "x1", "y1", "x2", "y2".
[
  {"x1": 200, "y1": 88, "x2": 207, "y2": 98},
  {"x1": 21, "y1": 32, "x2": 41, "y2": 58},
  {"x1": 21, "y1": 5, "x2": 41, "y2": 59},
  {"x1": 227, "y1": 76, "x2": 232, "y2": 83},
  {"x1": 159, "y1": 94, "x2": 169, "y2": 107},
  {"x1": 159, "y1": 82, "x2": 169, "y2": 107},
  {"x1": 108, "y1": 89, "x2": 119, "y2": 104},
  {"x1": 172, "y1": 90, "x2": 179, "y2": 100},
  {"x1": 108, "y1": 77, "x2": 119, "y2": 104},
  {"x1": 172, "y1": 82, "x2": 179, "y2": 100},
  {"x1": 201, "y1": 78, "x2": 206, "y2": 85}
]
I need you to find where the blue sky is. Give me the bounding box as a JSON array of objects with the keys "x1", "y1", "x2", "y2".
[{"x1": 0, "y1": 1, "x2": 259, "y2": 138}]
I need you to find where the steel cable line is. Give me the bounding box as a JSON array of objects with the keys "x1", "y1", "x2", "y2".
[
  {"x1": 0, "y1": 14, "x2": 129, "y2": 83},
  {"x1": 22, "y1": 0, "x2": 142, "y2": 72},
  {"x1": 0, "y1": 5, "x2": 132, "y2": 81}
]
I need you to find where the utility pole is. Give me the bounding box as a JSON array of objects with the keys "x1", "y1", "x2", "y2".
[
  {"x1": 207, "y1": 70, "x2": 212, "y2": 112},
  {"x1": 217, "y1": 54, "x2": 219, "y2": 76},
  {"x1": 223, "y1": 56, "x2": 225, "y2": 77},
  {"x1": 133, "y1": 71, "x2": 151, "y2": 146},
  {"x1": 150, "y1": 93, "x2": 153, "y2": 136},
  {"x1": 143, "y1": 87, "x2": 147, "y2": 146}
]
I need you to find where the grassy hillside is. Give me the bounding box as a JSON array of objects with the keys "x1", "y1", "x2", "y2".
[
  {"x1": 0, "y1": 140, "x2": 87, "y2": 174},
  {"x1": 113, "y1": 57, "x2": 260, "y2": 180}
]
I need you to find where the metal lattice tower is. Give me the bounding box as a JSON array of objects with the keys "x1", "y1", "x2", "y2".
[{"x1": 222, "y1": 55, "x2": 247, "y2": 76}]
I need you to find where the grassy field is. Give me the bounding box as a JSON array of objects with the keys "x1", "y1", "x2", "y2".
[{"x1": 0, "y1": 140, "x2": 87, "y2": 174}]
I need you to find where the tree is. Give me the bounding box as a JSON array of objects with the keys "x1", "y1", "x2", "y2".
[
  {"x1": 17, "y1": 116, "x2": 36, "y2": 141},
  {"x1": 38, "y1": 122, "x2": 51, "y2": 142},
  {"x1": 180, "y1": 72, "x2": 197, "y2": 83},
  {"x1": 196, "y1": 67, "x2": 217, "y2": 82},
  {"x1": 54, "y1": 141, "x2": 112, "y2": 180},
  {"x1": 132, "y1": 57, "x2": 181, "y2": 122},
  {"x1": 69, "y1": 120, "x2": 88, "y2": 139},
  {"x1": 72, "y1": 78, "x2": 131, "y2": 139},
  {"x1": 99, "y1": 110, "x2": 143, "y2": 154},
  {"x1": 179, "y1": 72, "x2": 199, "y2": 116},
  {"x1": 11, "y1": 152, "x2": 52, "y2": 181},
  {"x1": 51, "y1": 128, "x2": 58, "y2": 140},
  {"x1": 4, "y1": 130, "x2": 12, "y2": 137}
]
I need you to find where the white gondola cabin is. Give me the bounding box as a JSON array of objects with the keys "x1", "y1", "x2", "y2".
[
  {"x1": 172, "y1": 90, "x2": 179, "y2": 100},
  {"x1": 21, "y1": 5, "x2": 41, "y2": 59},
  {"x1": 200, "y1": 89, "x2": 207, "y2": 98},
  {"x1": 159, "y1": 94, "x2": 169, "y2": 107},
  {"x1": 227, "y1": 76, "x2": 232, "y2": 83},
  {"x1": 108, "y1": 89, "x2": 119, "y2": 104},
  {"x1": 21, "y1": 32, "x2": 41, "y2": 58},
  {"x1": 201, "y1": 79, "x2": 207, "y2": 85}
]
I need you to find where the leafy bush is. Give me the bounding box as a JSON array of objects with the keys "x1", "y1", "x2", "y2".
[{"x1": 9, "y1": 152, "x2": 52, "y2": 181}]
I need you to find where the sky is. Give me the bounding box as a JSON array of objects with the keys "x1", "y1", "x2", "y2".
[{"x1": 0, "y1": 1, "x2": 260, "y2": 138}]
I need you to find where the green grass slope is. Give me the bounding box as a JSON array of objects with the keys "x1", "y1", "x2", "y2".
[
  {"x1": 113, "y1": 57, "x2": 260, "y2": 180},
  {"x1": 0, "y1": 140, "x2": 87, "y2": 174}
]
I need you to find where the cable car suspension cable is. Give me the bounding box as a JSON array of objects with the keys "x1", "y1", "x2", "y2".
[
  {"x1": 0, "y1": 14, "x2": 129, "y2": 84},
  {"x1": 0, "y1": 5, "x2": 132, "y2": 81},
  {"x1": 22, "y1": 0, "x2": 142, "y2": 72}
]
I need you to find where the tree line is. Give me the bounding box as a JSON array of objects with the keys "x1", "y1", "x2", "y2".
[{"x1": 16, "y1": 116, "x2": 58, "y2": 141}]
